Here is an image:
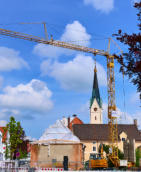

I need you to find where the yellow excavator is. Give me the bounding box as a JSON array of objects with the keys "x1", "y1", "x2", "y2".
[{"x1": 85, "y1": 144, "x2": 108, "y2": 170}]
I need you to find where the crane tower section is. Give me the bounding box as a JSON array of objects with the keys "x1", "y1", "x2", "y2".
[{"x1": 107, "y1": 55, "x2": 118, "y2": 166}]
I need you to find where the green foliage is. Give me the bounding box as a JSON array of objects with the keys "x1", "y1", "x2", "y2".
[
  {"x1": 103, "y1": 144, "x2": 110, "y2": 154},
  {"x1": 103, "y1": 144, "x2": 124, "y2": 159},
  {"x1": 136, "y1": 148, "x2": 141, "y2": 167},
  {"x1": 18, "y1": 148, "x2": 28, "y2": 159},
  {"x1": 118, "y1": 149, "x2": 124, "y2": 160},
  {"x1": 4, "y1": 116, "x2": 27, "y2": 160}
]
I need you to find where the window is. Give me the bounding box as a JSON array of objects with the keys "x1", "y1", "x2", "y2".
[
  {"x1": 93, "y1": 146, "x2": 96, "y2": 151},
  {"x1": 95, "y1": 116, "x2": 97, "y2": 120},
  {"x1": 93, "y1": 141, "x2": 96, "y2": 144},
  {"x1": 122, "y1": 138, "x2": 125, "y2": 142},
  {"x1": 94, "y1": 107, "x2": 97, "y2": 112}
]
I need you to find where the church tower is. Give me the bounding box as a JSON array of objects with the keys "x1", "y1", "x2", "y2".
[{"x1": 90, "y1": 63, "x2": 103, "y2": 124}]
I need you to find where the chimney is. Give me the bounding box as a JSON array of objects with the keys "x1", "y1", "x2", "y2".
[
  {"x1": 134, "y1": 119, "x2": 137, "y2": 127},
  {"x1": 68, "y1": 117, "x2": 70, "y2": 129},
  {"x1": 73, "y1": 114, "x2": 77, "y2": 118}
]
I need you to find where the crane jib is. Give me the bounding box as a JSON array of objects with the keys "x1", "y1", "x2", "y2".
[{"x1": 0, "y1": 27, "x2": 120, "y2": 167}]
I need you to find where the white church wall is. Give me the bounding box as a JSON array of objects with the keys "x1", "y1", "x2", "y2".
[{"x1": 90, "y1": 99, "x2": 103, "y2": 124}]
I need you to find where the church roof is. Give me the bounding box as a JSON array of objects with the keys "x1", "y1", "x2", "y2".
[
  {"x1": 90, "y1": 65, "x2": 102, "y2": 108},
  {"x1": 73, "y1": 124, "x2": 141, "y2": 141}
]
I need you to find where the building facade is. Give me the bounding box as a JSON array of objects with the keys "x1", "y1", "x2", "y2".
[
  {"x1": 30, "y1": 120, "x2": 84, "y2": 170},
  {"x1": 0, "y1": 127, "x2": 7, "y2": 161},
  {"x1": 73, "y1": 121, "x2": 141, "y2": 161}
]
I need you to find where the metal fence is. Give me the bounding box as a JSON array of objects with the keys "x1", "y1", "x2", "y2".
[
  {"x1": 0, "y1": 160, "x2": 84, "y2": 171},
  {"x1": 1, "y1": 160, "x2": 141, "y2": 171},
  {"x1": 30, "y1": 160, "x2": 84, "y2": 171}
]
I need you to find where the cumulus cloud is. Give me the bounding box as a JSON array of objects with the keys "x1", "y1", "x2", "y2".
[
  {"x1": 33, "y1": 21, "x2": 91, "y2": 59},
  {"x1": 0, "y1": 47, "x2": 28, "y2": 71},
  {"x1": 61, "y1": 21, "x2": 91, "y2": 46},
  {"x1": 118, "y1": 110, "x2": 141, "y2": 129},
  {"x1": 33, "y1": 44, "x2": 74, "y2": 59},
  {"x1": 102, "y1": 103, "x2": 141, "y2": 128},
  {"x1": 41, "y1": 54, "x2": 106, "y2": 92},
  {"x1": 0, "y1": 79, "x2": 53, "y2": 119},
  {"x1": 84, "y1": 0, "x2": 114, "y2": 13}
]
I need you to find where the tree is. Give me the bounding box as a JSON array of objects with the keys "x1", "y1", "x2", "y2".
[
  {"x1": 113, "y1": 2, "x2": 141, "y2": 100},
  {"x1": 103, "y1": 144, "x2": 124, "y2": 159},
  {"x1": 136, "y1": 147, "x2": 141, "y2": 167},
  {"x1": 102, "y1": 144, "x2": 124, "y2": 167},
  {"x1": 4, "y1": 116, "x2": 27, "y2": 160}
]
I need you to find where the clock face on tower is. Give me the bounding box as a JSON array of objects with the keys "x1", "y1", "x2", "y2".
[{"x1": 94, "y1": 107, "x2": 97, "y2": 112}]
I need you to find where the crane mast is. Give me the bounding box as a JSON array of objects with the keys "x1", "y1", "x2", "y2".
[{"x1": 0, "y1": 27, "x2": 120, "y2": 166}]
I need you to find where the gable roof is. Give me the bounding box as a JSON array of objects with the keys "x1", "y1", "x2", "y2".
[
  {"x1": 39, "y1": 120, "x2": 80, "y2": 142},
  {"x1": 0, "y1": 127, "x2": 7, "y2": 143},
  {"x1": 90, "y1": 66, "x2": 102, "y2": 108},
  {"x1": 73, "y1": 124, "x2": 141, "y2": 141}
]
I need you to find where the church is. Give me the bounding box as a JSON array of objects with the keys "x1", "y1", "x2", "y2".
[{"x1": 72, "y1": 63, "x2": 141, "y2": 162}]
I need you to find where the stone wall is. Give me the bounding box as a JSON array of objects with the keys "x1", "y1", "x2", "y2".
[{"x1": 30, "y1": 143, "x2": 83, "y2": 170}]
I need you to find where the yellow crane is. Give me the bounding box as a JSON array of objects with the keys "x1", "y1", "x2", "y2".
[{"x1": 0, "y1": 26, "x2": 121, "y2": 167}]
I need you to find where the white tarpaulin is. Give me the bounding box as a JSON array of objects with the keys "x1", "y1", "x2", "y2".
[{"x1": 39, "y1": 120, "x2": 80, "y2": 142}]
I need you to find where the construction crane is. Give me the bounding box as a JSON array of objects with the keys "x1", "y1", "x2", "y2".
[{"x1": 0, "y1": 26, "x2": 120, "y2": 167}]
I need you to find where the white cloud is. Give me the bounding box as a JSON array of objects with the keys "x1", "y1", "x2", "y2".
[
  {"x1": 118, "y1": 110, "x2": 141, "y2": 129},
  {"x1": 41, "y1": 54, "x2": 106, "y2": 92},
  {"x1": 84, "y1": 0, "x2": 114, "y2": 13},
  {"x1": 0, "y1": 79, "x2": 53, "y2": 118},
  {"x1": 102, "y1": 103, "x2": 141, "y2": 129},
  {"x1": 61, "y1": 21, "x2": 91, "y2": 46},
  {"x1": 0, "y1": 47, "x2": 28, "y2": 71},
  {"x1": 33, "y1": 21, "x2": 91, "y2": 58},
  {"x1": 0, "y1": 120, "x2": 7, "y2": 127},
  {"x1": 33, "y1": 44, "x2": 74, "y2": 59}
]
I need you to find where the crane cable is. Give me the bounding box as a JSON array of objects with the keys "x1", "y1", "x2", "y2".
[{"x1": 122, "y1": 68, "x2": 126, "y2": 121}]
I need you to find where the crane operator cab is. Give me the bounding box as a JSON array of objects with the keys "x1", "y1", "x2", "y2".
[{"x1": 90, "y1": 153, "x2": 103, "y2": 160}]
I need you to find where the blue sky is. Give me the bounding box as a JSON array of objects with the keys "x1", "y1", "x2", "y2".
[{"x1": 0, "y1": 0, "x2": 140, "y2": 139}]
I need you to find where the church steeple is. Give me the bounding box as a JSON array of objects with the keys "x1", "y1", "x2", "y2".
[
  {"x1": 90, "y1": 61, "x2": 103, "y2": 124},
  {"x1": 90, "y1": 63, "x2": 102, "y2": 108}
]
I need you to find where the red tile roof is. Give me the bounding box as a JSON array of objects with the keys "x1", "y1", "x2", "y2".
[{"x1": 69, "y1": 117, "x2": 83, "y2": 130}]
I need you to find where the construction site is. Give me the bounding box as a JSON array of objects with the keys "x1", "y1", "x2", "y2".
[
  {"x1": 0, "y1": 22, "x2": 140, "y2": 170},
  {"x1": 0, "y1": 0, "x2": 140, "y2": 171}
]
